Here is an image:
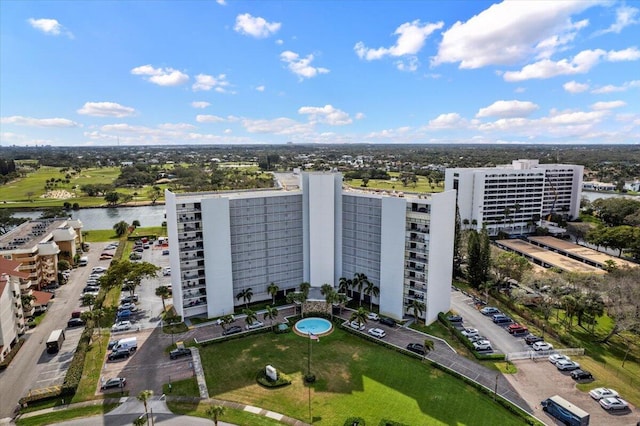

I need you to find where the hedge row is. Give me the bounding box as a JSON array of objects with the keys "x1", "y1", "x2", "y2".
[
  {"x1": 61, "y1": 326, "x2": 94, "y2": 395},
  {"x1": 0, "y1": 338, "x2": 25, "y2": 371},
  {"x1": 437, "y1": 312, "x2": 505, "y2": 361}
]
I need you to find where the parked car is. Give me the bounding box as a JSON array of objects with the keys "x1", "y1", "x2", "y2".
[
  {"x1": 111, "y1": 321, "x2": 132, "y2": 332},
  {"x1": 473, "y1": 340, "x2": 492, "y2": 351},
  {"x1": 447, "y1": 315, "x2": 463, "y2": 323},
  {"x1": 368, "y1": 328, "x2": 386, "y2": 338},
  {"x1": 101, "y1": 377, "x2": 126, "y2": 390},
  {"x1": 118, "y1": 303, "x2": 137, "y2": 312},
  {"x1": 571, "y1": 369, "x2": 594, "y2": 381},
  {"x1": 367, "y1": 312, "x2": 380, "y2": 321},
  {"x1": 492, "y1": 314, "x2": 512, "y2": 324},
  {"x1": 508, "y1": 323, "x2": 528, "y2": 334},
  {"x1": 162, "y1": 249, "x2": 170, "y2": 255},
  {"x1": 468, "y1": 334, "x2": 488, "y2": 343},
  {"x1": 170, "y1": 347, "x2": 192, "y2": 360},
  {"x1": 531, "y1": 341, "x2": 553, "y2": 351},
  {"x1": 480, "y1": 307, "x2": 500, "y2": 315},
  {"x1": 121, "y1": 294, "x2": 139, "y2": 303},
  {"x1": 245, "y1": 321, "x2": 264, "y2": 330},
  {"x1": 461, "y1": 328, "x2": 479, "y2": 338},
  {"x1": 406, "y1": 343, "x2": 426, "y2": 355},
  {"x1": 379, "y1": 317, "x2": 396, "y2": 327},
  {"x1": 67, "y1": 318, "x2": 85, "y2": 328},
  {"x1": 129, "y1": 253, "x2": 142, "y2": 260},
  {"x1": 589, "y1": 387, "x2": 619, "y2": 400},
  {"x1": 599, "y1": 397, "x2": 629, "y2": 411},
  {"x1": 548, "y1": 354, "x2": 571, "y2": 364},
  {"x1": 107, "y1": 349, "x2": 130, "y2": 361},
  {"x1": 133, "y1": 247, "x2": 144, "y2": 253},
  {"x1": 556, "y1": 359, "x2": 580, "y2": 371},
  {"x1": 223, "y1": 325, "x2": 243, "y2": 336},
  {"x1": 117, "y1": 310, "x2": 132, "y2": 320},
  {"x1": 163, "y1": 267, "x2": 171, "y2": 276},
  {"x1": 524, "y1": 334, "x2": 544, "y2": 345},
  {"x1": 108, "y1": 339, "x2": 119, "y2": 350},
  {"x1": 349, "y1": 320, "x2": 366, "y2": 331}
]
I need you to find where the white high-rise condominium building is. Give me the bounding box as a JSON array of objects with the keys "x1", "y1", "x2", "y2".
[
  {"x1": 445, "y1": 159, "x2": 583, "y2": 236},
  {"x1": 165, "y1": 173, "x2": 456, "y2": 325}
]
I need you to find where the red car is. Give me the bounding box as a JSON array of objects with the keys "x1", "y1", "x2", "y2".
[{"x1": 508, "y1": 323, "x2": 528, "y2": 334}]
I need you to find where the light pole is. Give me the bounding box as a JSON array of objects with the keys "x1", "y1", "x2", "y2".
[{"x1": 542, "y1": 323, "x2": 546, "y2": 339}]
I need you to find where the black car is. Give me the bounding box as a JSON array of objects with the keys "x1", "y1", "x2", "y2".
[
  {"x1": 223, "y1": 325, "x2": 243, "y2": 336},
  {"x1": 406, "y1": 343, "x2": 426, "y2": 355},
  {"x1": 170, "y1": 347, "x2": 192, "y2": 360},
  {"x1": 107, "y1": 349, "x2": 130, "y2": 361},
  {"x1": 107, "y1": 340, "x2": 118, "y2": 350},
  {"x1": 571, "y1": 369, "x2": 594, "y2": 381},
  {"x1": 67, "y1": 318, "x2": 86, "y2": 328},
  {"x1": 447, "y1": 315, "x2": 463, "y2": 323},
  {"x1": 524, "y1": 334, "x2": 544, "y2": 345},
  {"x1": 379, "y1": 317, "x2": 396, "y2": 327}
]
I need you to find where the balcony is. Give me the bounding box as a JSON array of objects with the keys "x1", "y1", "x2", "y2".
[
  {"x1": 404, "y1": 264, "x2": 425, "y2": 272},
  {"x1": 178, "y1": 214, "x2": 202, "y2": 223},
  {"x1": 406, "y1": 226, "x2": 429, "y2": 233},
  {"x1": 180, "y1": 243, "x2": 204, "y2": 252},
  {"x1": 406, "y1": 253, "x2": 427, "y2": 264}
]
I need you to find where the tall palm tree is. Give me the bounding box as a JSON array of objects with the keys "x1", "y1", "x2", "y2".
[
  {"x1": 137, "y1": 390, "x2": 154, "y2": 425},
  {"x1": 267, "y1": 282, "x2": 279, "y2": 305},
  {"x1": 408, "y1": 299, "x2": 425, "y2": 324},
  {"x1": 133, "y1": 416, "x2": 147, "y2": 426},
  {"x1": 353, "y1": 273, "x2": 370, "y2": 307},
  {"x1": 363, "y1": 281, "x2": 380, "y2": 311},
  {"x1": 155, "y1": 285, "x2": 171, "y2": 312},
  {"x1": 299, "y1": 282, "x2": 311, "y2": 298},
  {"x1": 206, "y1": 405, "x2": 226, "y2": 426},
  {"x1": 338, "y1": 277, "x2": 351, "y2": 296},
  {"x1": 349, "y1": 307, "x2": 368, "y2": 328},
  {"x1": 320, "y1": 283, "x2": 333, "y2": 296},
  {"x1": 113, "y1": 220, "x2": 129, "y2": 237},
  {"x1": 324, "y1": 288, "x2": 336, "y2": 320},
  {"x1": 236, "y1": 287, "x2": 253, "y2": 308},
  {"x1": 335, "y1": 292, "x2": 348, "y2": 315},
  {"x1": 263, "y1": 305, "x2": 279, "y2": 328},
  {"x1": 423, "y1": 339, "x2": 435, "y2": 352},
  {"x1": 243, "y1": 308, "x2": 257, "y2": 327}
]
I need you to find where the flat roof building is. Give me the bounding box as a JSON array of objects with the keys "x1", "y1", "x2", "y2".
[{"x1": 165, "y1": 173, "x2": 457, "y2": 324}]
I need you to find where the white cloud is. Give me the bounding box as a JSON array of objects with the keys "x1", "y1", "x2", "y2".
[
  {"x1": 298, "y1": 105, "x2": 352, "y2": 125},
  {"x1": 192, "y1": 73, "x2": 230, "y2": 92},
  {"x1": 433, "y1": 1, "x2": 596, "y2": 68},
  {"x1": 503, "y1": 47, "x2": 640, "y2": 82},
  {"x1": 158, "y1": 123, "x2": 196, "y2": 130},
  {"x1": 275, "y1": 39, "x2": 284, "y2": 45},
  {"x1": 1, "y1": 116, "x2": 79, "y2": 127},
  {"x1": 196, "y1": 114, "x2": 226, "y2": 123},
  {"x1": 563, "y1": 80, "x2": 590, "y2": 93},
  {"x1": 355, "y1": 112, "x2": 365, "y2": 120},
  {"x1": 354, "y1": 20, "x2": 443, "y2": 64},
  {"x1": 77, "y1": 102, "x2": 136, "y2": 117},
  {"x1": 27, "y1": 18, "x2": 73, "y2": 38},
  {"x1": 514, "y1": 87, "x2": 526, "y2": 93},
  {"x1": 256, "y1": 85, "x2": 265, "y2": 92},
  {"x1": 242, "y1": 117, "x2": 313, "y2": 135},
  {"x1": 131, "y1": 64, "x2": 189, "y2": 86},
  {"x1": 280, "y1": 51, "x2": 329, "y2": 80},
  {"x1": 216, "y1": 0, "x2": 226, "y2": 5},
  {"x1": 595, "y1": 5, "x2": 639, "y2": 35},
  {"x1": 234, "y1": 13, "x2": 281, "y2": 38},
  {"x1": 427, "y1": 113, "x2": 466, "y2": 129},
  {"x1": 476, "y1": 100, "x2": 539, "y2": 118},
  {"x1": 191, "y1": 101, "x2": 211, "y2": 109},
  {"x1": 396, "y1": 57, "x2": 419, "y2": 72},
  {"x1": 591, "y1": 80, "x2": 640, "y2": 94},
  {"x1": 591, "y1": 100, "x2": 626, "y2": 110}
]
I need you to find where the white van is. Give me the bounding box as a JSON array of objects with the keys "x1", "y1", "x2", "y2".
[
  {"x1": 79, "y1": 256, "x2": 89, "y2": 267},
  {"x1": 112, "y1": 337, "x2": 137, "y2": 352}
]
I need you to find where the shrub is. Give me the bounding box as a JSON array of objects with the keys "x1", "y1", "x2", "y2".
[
  {"x1": 60, "y1": 327, "x2": 93, "y2": 396},
  {"x1": 344, "y1": 417, "x2": 366, "y2": 426},
  {"x1": 255, "y1": 369, "x2": 292, "y2": 388}
]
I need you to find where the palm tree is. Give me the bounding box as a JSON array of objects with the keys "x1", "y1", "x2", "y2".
[
  {"x1": 338, "y1": 277, "x2": 351, "y2": 296},
  {"x1": 132, "y1": 220, "x2": 141, "y2": 228},
  {"x1": 320, "y1": 283, "x2": 333, "y2": 296},
  {"x1": 299, "y1": 282, "x2": 311, "y2": 298},
  {"x1": 243, "y1": 308, "x2": 257, "y2": 327},
  {"x1": 424, "y1": 339, "x2": 435, "y2": 352},
  {"x1": 408, "y1": 299, "x2": 425, "y2": 324},
  {"x1": 137, "y1": 390, "x2": 153, "y2": 425},
  {"x1": 335, "y1": 292, "x2": 348, "y2": 315},
  {"x1": 155, "y1": 286, "x2": 171, "y2": 312},
  {"x1": 363, "y1": 281, "x2": 380, "y2": 311},
  {"x1": 113, "y1": 220, "x2": 129, "y2": 237},
  {"x1": 353, "y1": 273, "x2": 370, "y2": 306},
  {"x1": 236, "y1": 287, "x2": 253, "y2": 308},
  {"x1": 132, "y1": 416, "x2": 147, "y2": 426},
  {"x1": 206, "y1": 405, "x2": 226, "y2": 426},
  {"x1": 20, "y1": 294, "x2": 36, "y2": 309},
  {"x1": 267, "y1": 282, "x2": 279, "y2": 305},
  {"x1": 349, "y1": 307, "x2": 368, "y2": 328},
  {"x1": 263, "y1": 305, "x2": 279, "y2": 328},
  {"x1": 324, "y1": 288, "x2": 337, "y2": 320}
]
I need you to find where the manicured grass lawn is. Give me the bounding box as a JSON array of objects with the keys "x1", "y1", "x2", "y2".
[
  {"x1": 168, "y1": 400, "x2": 282, "y2": 426},
  {"x1": 73, "y1": 332, "x2": 111, "y2": 402},
  {"x1": 82, "y1": 229, "x2": 119, "y2": 242},
  {"x1": 16, "y1": 403, "x2": 118, "y2": 426},
  {"x1": 198, "y1": 329, "x2": 530, "y2": 425},
  {"x1": 345, "y1": 173, "x2": 444, "y2": 194}
]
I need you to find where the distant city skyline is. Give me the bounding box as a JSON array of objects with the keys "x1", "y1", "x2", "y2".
[{"x1": 1, "y1": 1, "x2": 639, "y2": 146}]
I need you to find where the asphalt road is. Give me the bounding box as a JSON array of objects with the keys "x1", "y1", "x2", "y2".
[{"x1": 0, "y1": 241, "x2": 110, "y2": 420}]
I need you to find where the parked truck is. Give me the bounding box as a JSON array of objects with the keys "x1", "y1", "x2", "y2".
[
  {"x1": 112, "y1": 337, "x2": 137, "y2": 353},
  {"x1": 46, "y1": 329, "x2": 65, "y2": 354}
]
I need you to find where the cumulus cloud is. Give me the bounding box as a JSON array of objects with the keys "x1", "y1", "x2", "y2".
[
  {"x1": 192, "y1": 73, "x2": 230, "y2": 92},
  {"x1": 191, "y1": 101, "x2": 211, "y2": 109},
  {"x1": 77, "y1": 102, "x2": 136, "y2": 117},
  {"x1": 255, "y1": 85, "x2": 265, "y2": 92},
  {"x1": 280, "y1": 51, "x2": 329, "y2": 80},
  {"x1": 427, "y1": 113, "x2": 466, "y2": 129},
  {"x1": 591, "y1": 80, "x2": 640, "y2": 94},
  {"x1": 433, "y1": 1, "x2": 596, "y2": 68},
  {"x1": 131, "y1": 64, "x2": 189, "y2": 86},
  {"x1": 298, "y1": 105, "x2": 352, "y2": 125},
  {"x1": 563, "y1": 81, "x2": 590, "y2": 93},
  {"x1": 242, "y1": 117, "x2": 313, "y2": 135},
  {"x1": 27, "y1": 18, "x2": 73, "y2": 38},
  {"x1": 216, "y1": 0, "x2": 226, "y2": 5},
  {"x1": 595, "y1": 5, "x2": 639, "y2": 35},
  {"x1": 355, "y1": 112, "x2": 365, "y2": 120},
  {"x1": 503, "y1": 48, "x2": 640, "y2": 82},
  {"x1": 476, "y1": 100, "x2": 539, "y2": 118},
  {"x1": 354, "y1": 20, "x2": 443, "y2": 65},
  {"x1": 196, "y1": 115, "x2": 226, "y2": 123},
  {"x1": 1, "y1": 115, "x2": 79, "y2": 127},
  {"x1": 234, "y1": 13, "x2": 281, "y2": 38},
  {"x1": 591, "y1": 100, "x2": 626, "y2": 110}
]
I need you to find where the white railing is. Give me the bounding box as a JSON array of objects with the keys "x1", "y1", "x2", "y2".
[{"x1": 506, "y1": 347, "x2": 584, "y2": 361}]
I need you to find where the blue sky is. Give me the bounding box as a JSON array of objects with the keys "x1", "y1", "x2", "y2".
[{"x1": 1, "y1": 0, "x2": 639, "y2": 146}]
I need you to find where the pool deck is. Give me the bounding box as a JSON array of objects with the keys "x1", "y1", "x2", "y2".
[{"x1": 293, "y1": 317, "x2": 335, "y2": 337}]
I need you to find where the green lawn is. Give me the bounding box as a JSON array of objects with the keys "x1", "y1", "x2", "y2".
[
  {"x1": 345, "y1": 173, "x2": 444, "y2": 194},
  {"x1": 168, "y1": 400, "x2": 283, "y2": 426},
  {"x1": 196, "y1": 329, "x2": 532, "y2": 425},
  {"x1": 16, "y1": 403, "x2": 118, "y2": 426}
]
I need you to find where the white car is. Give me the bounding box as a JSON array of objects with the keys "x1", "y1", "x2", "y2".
[
  {"x1": 473, "y1": 340, "x2": 492, "y2": 351},
  {"x1": 367, "y1": 312, "x2": 380, "y2": 321},
  {"x1": 111, "y1": 321, "x2": 132, "y2": 332},
  {"x1": 118, "y1": 303, "x2": 137, "y2": 312},
  {"x1": 91, "y1": 267, "x2": 107, "y2": 273},
  {"x1": 589, "y1": 387, "x2": 619, "y2": 400},
  {"x1": 245, "y1": 320, "x2": 264, "y2": 330},
  {"x1": 531, "y1": 341, "x2": 553, "y2": 351},
  {"x1": 555, "y1": 359, "x2": 580, "y2": 371},
  {"x1": 548, "y1": 354, "x2": 570, "y2": 364},
  {"x1": 368, "y1": 328, "x2": 386, "y2": 338},
  {"x1": 599, "y1": 397, "x2": 629, "y2": 411},
  {"x1": 461, "y1": 328, "x2": 479, "y2": 338},
  {"x1": 349, "y1": 320, "x2": 366, "y2": 331},
  {"x1": 163, "y1": 267, "x2": 171, "y2": 276}
]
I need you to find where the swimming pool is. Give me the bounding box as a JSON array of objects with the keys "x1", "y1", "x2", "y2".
[{"x1": 294, "y1": 317, "x2": 333, "y2": 336}]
